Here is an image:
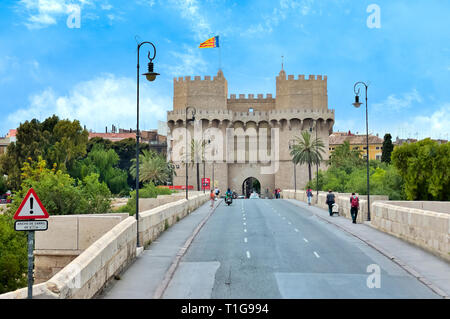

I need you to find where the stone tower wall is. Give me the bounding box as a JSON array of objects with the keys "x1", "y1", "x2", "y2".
[
  {"x1": 173, "y1": 71, "x2": 228, "y2": 111},
  {"x1": 276, "y1": 71, "x2": 328, "y2": 111}
]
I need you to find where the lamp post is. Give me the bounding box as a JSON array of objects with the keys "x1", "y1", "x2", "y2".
[
  {"x1": 136, "y1": 41, "x2": 159, "y2": 247},
  {"x1": 315, "y1": 121, "x2": 319, "y2": 199},
  {"x1": 185, "y1": 106, "x2": 196, "y2": 200},
  {"x1": 353, "y1": 81, "x2": 370, "y2": 221},
  {"x1": 289, "y1": 139, "x2": 296, "y2": 192}
]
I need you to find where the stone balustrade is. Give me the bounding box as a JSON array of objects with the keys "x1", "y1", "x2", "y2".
[{"x1": 0, "y1": 193, "x2": 209, "y2": 299}]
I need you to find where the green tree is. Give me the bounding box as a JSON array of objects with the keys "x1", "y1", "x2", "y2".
[
  {"x1": 0, "y1": 116, "x2": 88, "y2": 190},
  {"x1": 8, "y1": 157, "x2": 112, "y2": 216},
  {"x1": 392, "y1": 139, "x2": 449, "y2": 200},
  {"x1": 290, "y1": 131, "x2": 325, "y2": 182},
  {"x1": 0, "y1": 213, "x2": 27, "y2": 293},
  {"x1": 0, "y1": 175, "x2": 7, "y2": 194},
  {"x1": 71, "y1": 144, "x2": 129, "y2": 195},
  {"x1": 328, "y1": 140, "x2": 364, "y2": 173},
  {"x1": 130, "y1": 150, "x2": 170, "y2": 186},
  {"x1": 80, "y1": 173, "x2": 112, "y2": 214},
  {"x1": 381, "y1": 133, "x2": 394, "y2": 164}
]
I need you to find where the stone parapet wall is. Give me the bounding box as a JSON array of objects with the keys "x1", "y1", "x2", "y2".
[
  {"x1": 281, "y1": 189, "x2": 388, "y2": 223},
  {"x1": 0, "y1": 194, "x2": 209, "y2": 299},
  {"x1": 0, "y1": 216, "x2": 137, "y2": 299},
  {"x1": 167, "y1": 108, "x2": 334, "y2": 125},
  {"x1": 371, "y1": 202, "x2": 449, "y2": 262},
  {"x1": 281, "y1": 189, "x2": 449, "y2": 262}
]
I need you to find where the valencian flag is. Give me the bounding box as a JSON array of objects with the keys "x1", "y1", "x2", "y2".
[{"x1": 199, "y1": 35, "x2": 219, "y2": 48}]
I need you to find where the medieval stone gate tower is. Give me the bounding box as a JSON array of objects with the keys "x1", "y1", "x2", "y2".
[{"x1": 167, "y1": 68, "x2": 334, "y2": 196}]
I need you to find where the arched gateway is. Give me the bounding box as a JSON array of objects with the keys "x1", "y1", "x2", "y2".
[{"x1": 242, "y1": 177, "x2": 261, "y2": 198}]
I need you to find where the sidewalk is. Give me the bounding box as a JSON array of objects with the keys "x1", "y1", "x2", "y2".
[
  {"x1": 286, "y1": 199, "x2": 450, "y2": 299},
  {"x1": 98, "y1": 199, "x2": 221, "y2": 299}
]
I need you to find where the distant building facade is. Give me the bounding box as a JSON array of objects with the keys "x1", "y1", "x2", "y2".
[
  {"x1": 87, "y1": 125, "x2": 167, "y2": 155},
  {"x1": 167, "y1": 69, "x2": 335, "y2": 195},
  {"x1": 329, "y1": 131, "x2": 384, "y2": 160}
]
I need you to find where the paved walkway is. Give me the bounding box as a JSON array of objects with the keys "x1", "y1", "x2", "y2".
[
  {"x1": 98, "y1": 199, "x2": 221, "y2": 299},
  {"x1": 286, "y1": 199, "x2": 450, "y2": 298}
]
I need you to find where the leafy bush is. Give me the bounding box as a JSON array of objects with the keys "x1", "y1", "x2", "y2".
[
  {"x1": 307, "y1": 158, "x2": 406, "y2": 200},
  {"x1": 0, "y1": 213, "x2": 27, "y2": 294},
  {"x1": 118, "y1": 183, "x2": 173, "y2": 215}
]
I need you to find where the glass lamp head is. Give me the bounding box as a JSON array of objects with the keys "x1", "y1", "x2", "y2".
[
  {"x1": 353, "y1": 95, "x2": 362, "y2": 108},
  {"x1": 142, "y1": 62, "x2": 159, "y2": 82}
]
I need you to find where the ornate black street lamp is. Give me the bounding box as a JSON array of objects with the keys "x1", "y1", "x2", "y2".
[
  {"x1": 353, "y1": 81, "x2": 371, "y2": 221},
  {"x1": 185, "y1": 106, "x2": 196, "y2": 200},
  {"x1": 136, "y1": 41, "x2": 159, "y2": 247}
]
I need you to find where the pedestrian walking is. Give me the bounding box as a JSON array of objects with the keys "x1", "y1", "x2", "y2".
[
  {"x1": 306, "y1": 188, "x2": 313, "y2": 205},
  {"x1": 326, "y1": 189, "x2": 335, "y2": 216},
  {"x1": 350, "y1": 192, "x2": 359, "y2": 223},
  {"x1": 215, "y1": 187, "x2": 220, "y2": 200},
  {"x1": 210, "y1": 190, "x2": 215, "y2": 208}
]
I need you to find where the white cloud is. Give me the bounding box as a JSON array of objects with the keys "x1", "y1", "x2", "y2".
[
  {"x1": 168, "y1": 0, "x2": 212, "y2": 41},
  {"x1": 404, "y1": 103, "x2": 450, "y2": 139},
  {"x1": 17, "y1": 0, "x2": 110, "y2": 29},
  {"x1": 373, "y1": 89, "x2": 422, "y2": 112},
  {"x1": 7, "y1": 74, "x2": 170, "y2": 132},
  {"x1": 244, "y1": 0, "x2": 315, "y2": 36},
  {"x1": 164, "y1": 47, "x2": 208, "y2": 77}
]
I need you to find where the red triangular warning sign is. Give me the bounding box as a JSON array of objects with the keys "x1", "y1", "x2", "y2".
[{"x1": 13, "y1": 188, "x2": 49, "y2": 220}]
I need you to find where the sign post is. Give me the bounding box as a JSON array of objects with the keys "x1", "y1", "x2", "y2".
[{"x1": 13, "y1": 188, "x2": 49, "y2": 299}]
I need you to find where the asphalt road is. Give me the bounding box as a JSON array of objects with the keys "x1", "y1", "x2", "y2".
[{"x1": 162, "y1": 198, "x2": 439, "y2": 299}]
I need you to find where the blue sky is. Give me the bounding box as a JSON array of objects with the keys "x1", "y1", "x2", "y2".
[{"x1": 0, "y1": 0, "x2": 449, "y2": 140}]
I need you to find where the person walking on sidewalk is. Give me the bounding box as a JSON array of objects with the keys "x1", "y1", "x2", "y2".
[
  {"x1": 350, "y1": 192, "x2": 359, "y2": 223},
  {"x1": 210, "y1": 190, "x2": 215, "y2": 208},
  {"x1": 326, "y1": 189, "x2": 335, "y2": 216},
  {"x1": 306, "y1": 188, "x2": 313, "y2": 205}
]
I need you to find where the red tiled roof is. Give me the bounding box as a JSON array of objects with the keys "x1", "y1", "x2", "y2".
[
  {"x1": 88, "y1": 133, "x2": 136, "y2": 141},
  {"x1": 329, "y1": 132, "x2": 383, "y2": 145}
]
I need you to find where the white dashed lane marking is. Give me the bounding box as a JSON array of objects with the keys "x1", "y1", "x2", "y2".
[
  {"x1": 303, "y1": 238, "x2": 309, "y2": 243},
  {"x1": 244, "y1": 237, "x2": 248, "y2": 243},
  {"x1": 294, "y1": 228, "x2": 299, "y2": 232},
  {"x1": 314, "y1": 251, "x2": 320, "y2": 258},
  {"x1": 244, "y1": 229, "x2": 247, "y2": 233},
  {"x1": 246, "y1": 251, "x2": 251, "y2": 259}
]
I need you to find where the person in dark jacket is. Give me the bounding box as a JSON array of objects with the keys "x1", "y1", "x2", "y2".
[{"x1": 326, "y1": 189, "x2": 335, "y2": 216}]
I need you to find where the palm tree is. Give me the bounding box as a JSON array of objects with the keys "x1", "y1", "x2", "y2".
[
  {"x1": 290, "y1": 130, "x2": 325, "y2": 182},
  {"x1": 130, "y1": 150, "x2": 169, "y2": 185},
  {"x1": 181, "y1": 139, "x2": 206, "y2": 191}
]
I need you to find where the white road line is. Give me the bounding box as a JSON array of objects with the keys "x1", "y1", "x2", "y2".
[
  {"x1": 303, "y1": 238, "x2": 308, "y2": 243},
  {"x1": 294, "y1": 228, "x2": 299, "y2": 232},
  {"x1": 243, "y1": 222, "x2": 246, "y2": 226},
  {"x1": 246, "y1": 251, "x2": 251, "y2": 259},
  {"x1": 282, "y1": 217, "x2": 286, "y2": 220},
  {"x1": 288, "y1": 222, "x2": 292, "y2": 225},
  {"x1": 244, "y1": 237, "x2": 248, "y2": 243},
  {"x1": 244, "y1": 229, "x2": 247, "y2": 233},
  {"x1": 314, "y1": 251, "x2": 320, "y2": 258}
]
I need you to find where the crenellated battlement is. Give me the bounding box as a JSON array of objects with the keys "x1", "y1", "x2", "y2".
[
  {"x1": 173, "y1": 72, "x2": 225, "y2": 83},
  {"x1": 279, "y1": 74, "x2": 327, "y2": 81},
  {"x1": 228, "y1": 93, "x2": 275, "y2": 100}
]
